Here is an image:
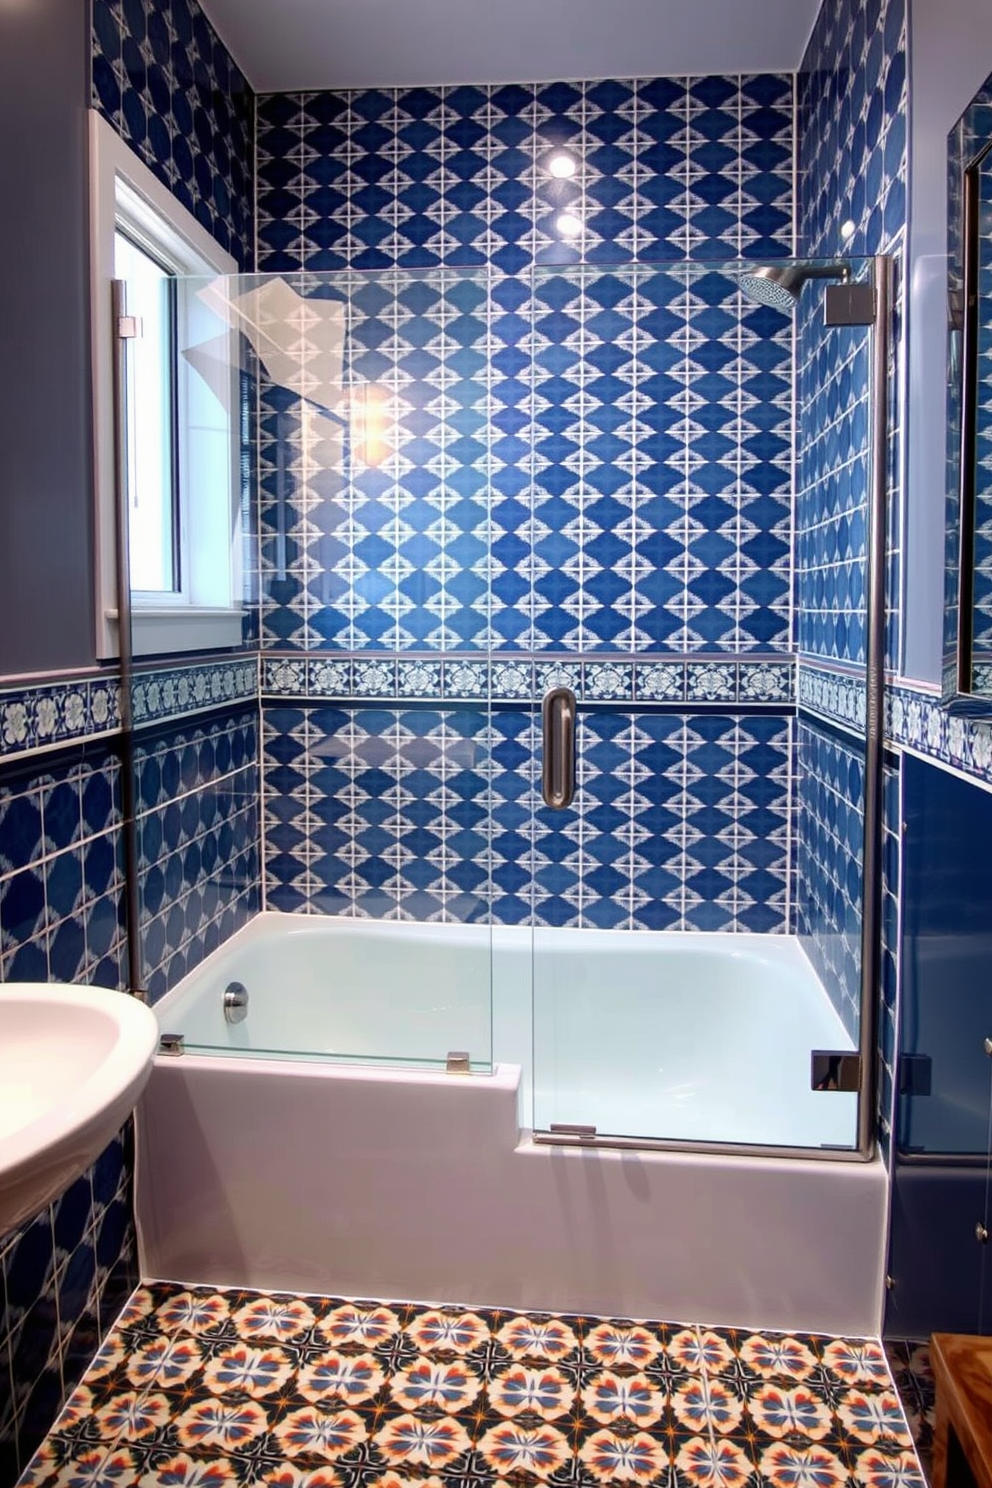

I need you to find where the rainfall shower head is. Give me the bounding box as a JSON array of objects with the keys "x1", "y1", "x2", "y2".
[{"x1": 739, "y1": 262, "x2": 850, "y2": 312}]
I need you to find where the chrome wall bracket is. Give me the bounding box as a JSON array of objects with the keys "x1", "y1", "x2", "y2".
[
  {"x1": 811, "y1": 1050, "x2": 862, "y2": 1092},
  {"x1": 446, "y1": 1050, "x2": 471, "y2": 1074},
  {"x1": 159, "y1": 1033, "x2": 185, "y2": 1057}
]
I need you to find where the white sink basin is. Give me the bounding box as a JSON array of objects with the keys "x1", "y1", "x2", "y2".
[{"x1": 0, "y1": 984, "x2": 159, "y2": 1236}]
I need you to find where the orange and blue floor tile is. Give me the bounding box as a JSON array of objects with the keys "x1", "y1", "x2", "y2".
[{"x1": 21, "y1": 1284, "x2": 929, "y2": 1488}]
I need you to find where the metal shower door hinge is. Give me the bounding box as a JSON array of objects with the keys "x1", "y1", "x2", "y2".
[
  {"x1": 824, "y1": 282, "x2": 877, "y2": 326},
  {"x1": 811, "y1": 1050, "x2": 862, "y2": 1092},
  {"x1": 898, "y1": 1053, "x2": 932, "y2": 1095},
  {"x1": 159, "y1": 1033, "x2": 185, "y2": 1057},
  {"x1": 117, "y1": 315, "x2": 142, "y2": 339},
  {"x1": 446, "y1": 1050, "x2": 471, "y2": 1074}
]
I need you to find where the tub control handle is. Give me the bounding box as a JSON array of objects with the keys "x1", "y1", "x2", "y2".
[
  {"x1": 542, "y1": 686, "x2": 576, "y2": 810},
  {"x1": 224, "y1": 981, "x2": 249, "y2": 1024}
]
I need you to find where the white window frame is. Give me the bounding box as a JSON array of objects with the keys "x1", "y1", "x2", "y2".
[{"x1": 90, "y1": 109, "x2": 244, "y2": 659}]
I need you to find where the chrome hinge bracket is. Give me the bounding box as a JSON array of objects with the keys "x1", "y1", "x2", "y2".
[
  {"x1": 824, "y1": 283, "x2": 877, "y2": 326},
  {"x1": 159, "y1": 1033, "x2": 185, "y2": 1057},
  {"x1": 898, "y1": 1053, "x2": 932, "y2": 1095},
  {"x1": 446, "y1": 1050, "x2": 471, "y2": 1074},
  {"x1": 811, "y1": 1050, "x2": 862, "y2": 1092},
  {"x1": 117, "y1": 315, "x2": 141, "y2": 339}
]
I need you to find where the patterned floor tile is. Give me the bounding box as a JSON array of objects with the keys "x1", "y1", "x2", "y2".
[
  {"x1": 883, "y1": 1341, "x2": 934, "y2": 1482},
  {"x1": 17, "y1": 1287, "x2": 928, "y2": 1488}
]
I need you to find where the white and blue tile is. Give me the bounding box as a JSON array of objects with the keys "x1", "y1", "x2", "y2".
[
  {"x1": 92, "y1": 0, "x2": 254, "y2": 268},
  {"x1": 795, "y1": 717, "x2": 865, "y2": 1040}
]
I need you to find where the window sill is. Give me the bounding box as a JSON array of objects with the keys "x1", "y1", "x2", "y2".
[{"x1": 105, "y1": 607, "x2": 244, "y2": 657}]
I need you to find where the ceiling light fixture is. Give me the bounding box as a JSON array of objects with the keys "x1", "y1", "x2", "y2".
[{"x1": 557, "y1": 212, "x2": 583, "y2": 239}]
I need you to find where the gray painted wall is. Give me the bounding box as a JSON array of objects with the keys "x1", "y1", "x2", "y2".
[
  {"x1": 904, "y1": 0, "x2": 992, "y2": 681},
  {"x1": 0, "y1": 0, "x2": 95, "y2": 678}
]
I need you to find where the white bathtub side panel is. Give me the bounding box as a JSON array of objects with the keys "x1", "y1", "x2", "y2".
[{"x1": 136, "y1": 1060, "x2": 887, "y2": 1336}]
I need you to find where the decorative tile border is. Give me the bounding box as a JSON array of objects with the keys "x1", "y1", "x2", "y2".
[
  {"x1": 798, "y1": 661, "x2": 867, "y2": 734},
  {"x1": 0, "y1": 658, "x2": 259, "y2": 763},
  {"x1": 799, "y1": 663, "x2": 992, "y2": 791},
  {"x1": 130, "y1": 658, "x2": 258, "y2": 731},
  {"x1": 886, "y1": 681, "x2": 992, "y2": 782},
  {"x1": 0, "y1": 675, "x2": 120, "y2": 762},
  {"x1": 261, "y1": 655, "x2": 797, "y2": 708}
]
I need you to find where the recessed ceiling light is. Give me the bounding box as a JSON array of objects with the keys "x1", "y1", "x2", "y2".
[
  {"x1": 557, "y1": 212, "x2": 583, "y2": 239},
  {"x1": 549, "y1": 152, "x2": 577, "y2": 179}
]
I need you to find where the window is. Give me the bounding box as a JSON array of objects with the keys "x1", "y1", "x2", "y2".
[
  {"x1": 115, "y1": 229, "x2": 179, "y2": 595},
  {"x1": 90, "y1": 110, "x2": 242, "y2": 658}
]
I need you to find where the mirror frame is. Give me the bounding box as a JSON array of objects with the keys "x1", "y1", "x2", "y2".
[{"x1": 943, "y1": 72, "x2": 992, "y2": 714}]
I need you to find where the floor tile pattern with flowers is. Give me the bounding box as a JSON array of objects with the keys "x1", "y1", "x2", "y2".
[
  {"x1": 883, "y1": 1342, "x2": 935, "y2": 1483},
  {"x1": 19, "y1": 1284, "x2": 926, "y2": 1488}
]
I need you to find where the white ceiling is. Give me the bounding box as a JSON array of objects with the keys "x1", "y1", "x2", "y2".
[{"x1": 199, "y1": 0, "x2": 822, "y2": 94}]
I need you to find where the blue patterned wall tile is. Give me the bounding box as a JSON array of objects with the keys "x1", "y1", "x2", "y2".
[
  {"x1": 258, "y1": 76, "x2": 792, "y2": 275},
  {"x1": 92, "y1": 0, "x2": 254, "y2": 269},
  {"x1": 130, "y1": 709, "x2": 261, "y2": 1005},
  {"x1": 491, "y1": 660, "x2": 534, "y2": 700},
  {"x1": 255, "y1": 80, "x2": 794, "y2": 662},
  {"x1": 0, "y1": 1123, "x2": 133, "y2": 1481},
  {"x1": 396, "y1": 660, "x2": 443, "y2": 699},
  {"x1": 633, "y1": 661, "x2": 684, "y2": 703},
  {"x1": 262, "y1": 701, "x2": 791, "y2": 933},
  {"x1": 583, "y1": 662, "x2": 634, "y2": 702},
  {"x1": 795, "y1": 717, "x2": 865, "y2": 1040},
  {"x1": 253, "y1": 260, "x2": 793, "y2": 660},
  {"x1": 738, "y1": 659, "x2": 793, "y2": 703},
  {"x1": 797, "y1": 0, "x2": 907, "y2": 675},
  {"x1": 686, "y1": 661, "x2": 736, "y2": 703},
  {"x1": 878, "y1": 754, "x2": 901, "y2": 1167},
  {"x1": 442, "y1": 660, "x2": 488, "y2": 700},
  {"x1": 534, "y1": 661, "x2": 582, "y2": 698}
]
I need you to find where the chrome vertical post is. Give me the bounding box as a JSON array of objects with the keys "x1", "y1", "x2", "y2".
[
  {"x1": 111, "y1": 278, "x2": 145, "y2": 999},
  {"x1": 857, "y1": 254, "x2": 892, "y2": 1159}
]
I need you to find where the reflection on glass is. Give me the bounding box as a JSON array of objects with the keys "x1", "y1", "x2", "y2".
[
  {"x1": 944, "y1": 67, "x2": 992, "y2": 702},
  {"x1": 115, "y1": 229, "x2": 177, "y2": 593},
  {"x1": 972, "y1": 149, "x2": 992, "y2": 691}
]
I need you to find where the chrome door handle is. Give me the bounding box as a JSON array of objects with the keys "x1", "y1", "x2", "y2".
[{"x1": 541, "y1": 686, "x2": 576, "y2": 809}]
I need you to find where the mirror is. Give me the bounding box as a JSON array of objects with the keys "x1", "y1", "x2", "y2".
[{"x1": 944, "y1": 67, "x2": 992, "y2": 708}]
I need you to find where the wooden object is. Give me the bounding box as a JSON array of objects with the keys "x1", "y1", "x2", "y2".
[{"x1": 931, "y1": 1332, "x2": 992, "y2": 1488}]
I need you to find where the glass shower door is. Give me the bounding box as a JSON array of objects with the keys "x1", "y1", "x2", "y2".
[
  {"x1": 528, "y1": 256, "x2": 878, "y2": 1152},
  {"x1": 119, "y1": 264, "x2": 496, "y2": 1074}
]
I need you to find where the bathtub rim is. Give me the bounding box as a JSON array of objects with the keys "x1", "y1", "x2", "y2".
[
  {"x1": 148, "y1": 911, "x2": 870, "y2": 1163},
  {"x1": 143, "y1": 1044, "x2": 873, "y2": 1165}
]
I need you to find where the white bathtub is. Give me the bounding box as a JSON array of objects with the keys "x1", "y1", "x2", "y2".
[
  {"x1": 149, "y1": 914, "x2": 857, "y2": 1146},
  {"x1": 136, "y1": 913, "x2": 888, "y2": 1335}
]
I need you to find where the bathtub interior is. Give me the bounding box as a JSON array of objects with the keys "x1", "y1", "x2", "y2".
[
  {"x1": 153, "y1": 918, "x2": 494, "y2": 1071},
  {"x1": 152, "y1": 914, "x2": 858, "y2": 1150}
]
